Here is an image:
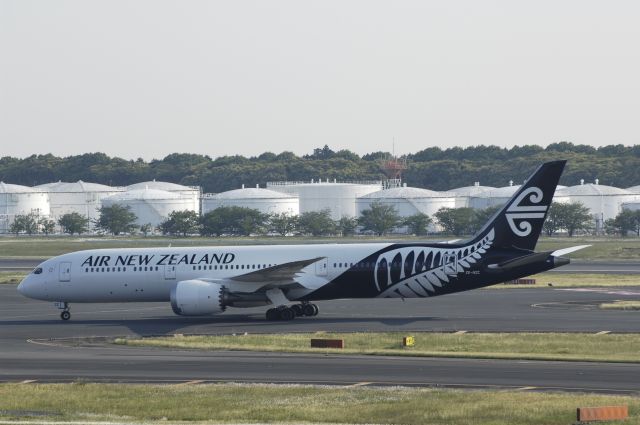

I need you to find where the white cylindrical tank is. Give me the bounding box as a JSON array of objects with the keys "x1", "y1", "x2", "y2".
[
  {"x1": 101, "y1": 188, "x2": 197, "y2": 227},
  {"x1": 469, "y1": 184, "x2": 570, "y2": 209},
  {"x1": 127, "y1": 181, "x2": 200, "y2": 214},
  {"x1": 448, "y1": 182, "x2": 495, "y2": 207},
  {"x1": 622, "y1": 202, "x2": 640, "y2": 212},
  {"x1": 560, "y1": 180, "x2": 638, "y2": 230},
  {"x1": 267, "y1": 180, "x2": 381, "y2": 220},
  {"x1": 625, "y1": 185, "x2": 640, "y2": 195},
  {"x1": 35, "y1": 180, "x2": 124, "y2": 223},
  {"x1": 202, "y1": 186, "x2": 299, "y2": 215},
  {"x1": 356, "y1": 186, "x2": 456, "y2": 217},
  {"x1": 469, "y1": 184, "x2": 521, "y2": 209},
  {"x1": 0, "y1": 182, "x2": 50, "y2": 233}
]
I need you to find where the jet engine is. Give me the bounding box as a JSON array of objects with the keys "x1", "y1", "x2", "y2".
[{"x1": 170, "y1": 280, "x2": 227, "y2": 316}]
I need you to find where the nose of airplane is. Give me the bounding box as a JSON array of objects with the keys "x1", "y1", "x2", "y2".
[
  {"x1": 17, "y1": 276, "x2": 33, "y2": 298},
  {"x1": 17, "y1": 277, "x2": 28, "y2": 296}
]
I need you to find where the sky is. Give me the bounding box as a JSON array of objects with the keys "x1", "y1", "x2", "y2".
[{"x1": 1, "y1": 0, "x2": 640, "y2": 160}]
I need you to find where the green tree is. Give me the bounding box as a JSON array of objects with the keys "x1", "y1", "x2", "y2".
[
  {"x1": 297, "y1": 210, "x2": 336, "y2": 236},
  {"x1": 434, "y1": 207, "x2": 476, "y2": 236},
  {"x1": 337, "y1": 216, "x2": 358, "y2": 237},
  {"x1": 159, "y1": 210, "x2": 200, "y2": 236},
  {"x1": 200, "y1": 206, "x2": 268, "y2": 236},
  {"x1": 140, "y1": 223, "x2": 153, "y2": 237},
  {"x1": 549, "y1": 202, "x2": 593, "y2": 237},
  {"x1": 605, "y1": 209, "x2": 640, "y2": 236},
  {"x1": 96, "y1": 204, "x2": 137, "y2": 235},
  {"x1": 543, "y1": 202, "x2": 565, "y2": 236},
  {"x1": 403, "y1": 213, "x2": 432, "y2": 236},
  {"x1": 358, "y1": 203, "x2": 401, "y2": 236},
  {"x1": 58, "y1": 212, "x2": 89, "y2": 235},
  {"x1": 39, "y1": 217, "x2": 56, "y2": 235},
  {"x1": 9, "y1": 216, "x2": 25, "y2": 236},
  {"x1": 10, "y1": 213, "x2": 39, "y2": 235},
  {"x1": 470, "y1": 206, "x2": 501, "y2": 234},
  {"x1": 269, "y1": 212, "x2": 298, "y2": 236}
]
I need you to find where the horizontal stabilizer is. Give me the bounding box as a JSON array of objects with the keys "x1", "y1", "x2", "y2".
[
  {"x1": 487, "y1": 251, "x2": 552, "y2": 271},
  {"x1": 551, "y1": 245, "x2": 591, "y2": 257}
]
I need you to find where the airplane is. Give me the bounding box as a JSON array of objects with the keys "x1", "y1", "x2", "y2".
[{"x1": 18, "y1": 160, "x2": 588, "y2": 321}]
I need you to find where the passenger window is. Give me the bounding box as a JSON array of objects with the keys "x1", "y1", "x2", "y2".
[{"x1": 134, "y1": 267, "x2": 137, "y2": 271}]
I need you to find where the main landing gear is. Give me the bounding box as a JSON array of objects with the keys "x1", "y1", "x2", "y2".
[
  {"x1": 55, "y1": 301, "x2": 71, "y2": 321},
  {"x1": 266, "y1": 302, "x2": 319, "y2": 321}
]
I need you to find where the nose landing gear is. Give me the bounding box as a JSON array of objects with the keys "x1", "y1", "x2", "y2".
[{"x1": 55, "y1": 301, "x2": 71, "y2": 321}]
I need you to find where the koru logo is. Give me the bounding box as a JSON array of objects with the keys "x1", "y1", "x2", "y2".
[{"x1": 505, "y1": 187, "x2": 547, "y2": 237}]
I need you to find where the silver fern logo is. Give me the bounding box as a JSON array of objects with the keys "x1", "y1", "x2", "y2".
[
  {"x1": 373, "y1": 229, "x2": 494, "y2": 298},
  {"x1": 505, "y1": 187, "x2": 547, "y2": 237}
]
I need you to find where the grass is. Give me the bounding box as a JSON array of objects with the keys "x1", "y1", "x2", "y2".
[
  {"x1": 0, "y1": 272, "x2": 25, "y2": 285},
  {"x1": 116, "y1": 332, "x2": 640, "y2": 363},
  {"x1": 0, "y1": 382, "x2": 639, "y2": 424},
  {"x1": 600, "y1": 301, "x2": 640, "y2": 311},
  {"x1": 494, "y1": 272, "x2": 640, "y2": 289},
  {"x1": 2, "y1": 235, "x2": 640, "y2": 259}
]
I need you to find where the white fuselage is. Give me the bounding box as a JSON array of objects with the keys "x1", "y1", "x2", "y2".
[{"x1": 18, "y1": 243, "x2": 391, "y2": 303}]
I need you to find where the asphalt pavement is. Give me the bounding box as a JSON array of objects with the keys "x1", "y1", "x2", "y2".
[{"x1": 2, "y1": 283, "x2": 640, "y2": 393}]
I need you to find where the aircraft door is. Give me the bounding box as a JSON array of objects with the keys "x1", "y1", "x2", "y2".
[
  {"x1": 164, "y1": 265, "x2": 176, "y2": 280},
  {"x1": 443, "y1": 253, "x2": 458, "y2": 276},
  {"x1": 59, "y1": 262, "x2": 72, "y2": 282},
  {"x1": 315, "y1": 258, "x2": 328, "y2": 276}
]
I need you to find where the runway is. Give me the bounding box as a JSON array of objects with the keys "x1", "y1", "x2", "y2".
[{"x1": 2, "y1": 283, "x2": 640, "y2": 393}]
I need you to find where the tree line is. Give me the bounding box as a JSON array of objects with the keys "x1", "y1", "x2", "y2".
[
  {"x1": 1, "y1": 142, "x2": 640, "y2": 193},
  {"x1": 11, "y1": 200, "x2": 635, "y2": 237}
]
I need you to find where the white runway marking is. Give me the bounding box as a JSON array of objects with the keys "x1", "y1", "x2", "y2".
[{"x1": 556, "y1": 288, "x2": 640, "y2": 296}]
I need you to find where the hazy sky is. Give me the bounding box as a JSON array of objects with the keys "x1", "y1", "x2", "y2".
[{"x1": 2, "y1": 1, "x2": 639, "y2": 160}]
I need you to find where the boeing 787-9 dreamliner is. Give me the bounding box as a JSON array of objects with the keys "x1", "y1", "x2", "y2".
[{"x1": 18, "y1": 160, "x2": 587, "y2": 321}]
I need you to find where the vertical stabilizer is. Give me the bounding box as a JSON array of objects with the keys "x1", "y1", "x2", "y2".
[{"x1": 469, "y1": 160, "x2": 566, "y2": 251}]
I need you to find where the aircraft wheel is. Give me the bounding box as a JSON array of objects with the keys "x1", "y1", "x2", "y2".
[
  {"x1": 265, "y1": 308, "x2": 278, "y2": 321},
  {"x1": 291, "y1": 304, "x2": 304, "y2": 317},
  {"x1": 310, "y1": 303, "x2": 319, "y2": 316},
  {"x1": 302, "y1": 303, "x2": 316, "y2": 317},
  {"x1": 60, "y1": 311, "x2": 71, "y2": 321},
  {"x1": 279, "y1": 307, "x2": 295, "y2": 321}
]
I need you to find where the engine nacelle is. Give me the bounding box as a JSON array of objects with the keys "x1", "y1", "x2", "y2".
[{"x1": 170, "y1": 280, "x2": 227, "y2": 316}]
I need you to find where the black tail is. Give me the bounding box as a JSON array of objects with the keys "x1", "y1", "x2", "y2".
[{"x1": 468, "y1": 160, "x2": 566, "y2": 252}]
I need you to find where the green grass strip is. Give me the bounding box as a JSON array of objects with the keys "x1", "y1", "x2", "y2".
[
  {"x1": 600, "y1": 301, "x2": 640, "y2": 310},
  {"x1": 116, "y1": 332, "x2": 640, "y2": 363},
  {"x1": 1, "y1": 382, "x2": 640, "y2": 424},
  {"x1": 492, "y1": 272, "x2": 640, "y2": 288},
  {"x1": 2, "y1": 235, "x2": 640, "y2": 259},
  {"x1": 0, "y1": 272, "x2": 26, "y2": 285}
]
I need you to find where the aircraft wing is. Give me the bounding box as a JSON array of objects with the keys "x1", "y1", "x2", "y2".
[
  {"x1": 200, "y1": 257, "x2": 325, "y2": 293},
  {"x1": 230, "y1": 257, "x2": 324, "y2": 284}
]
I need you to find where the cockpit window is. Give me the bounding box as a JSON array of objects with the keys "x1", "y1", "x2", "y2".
[{"x1": 32, "y1": 267, "x2": 43, "y2": 275}]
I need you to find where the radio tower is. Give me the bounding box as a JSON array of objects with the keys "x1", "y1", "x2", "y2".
[{"x1": 379, "y1": 139, "x2": 407, "y2": 189}]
